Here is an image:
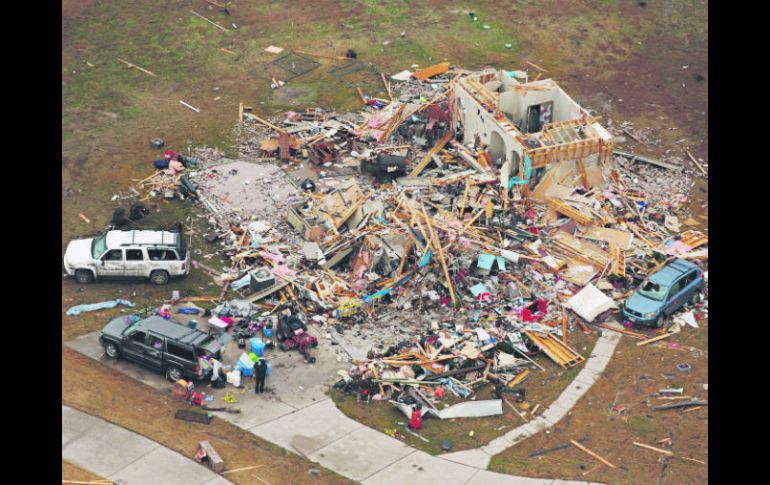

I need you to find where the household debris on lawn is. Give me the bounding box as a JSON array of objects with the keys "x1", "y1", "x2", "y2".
[{"x1": 103, "y1": 63, "x2": 708, "y2": 424}]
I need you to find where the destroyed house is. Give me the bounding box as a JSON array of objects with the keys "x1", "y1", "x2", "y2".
[{"x1": 453, "y1": 70, "x2": 615, "y2": 197}]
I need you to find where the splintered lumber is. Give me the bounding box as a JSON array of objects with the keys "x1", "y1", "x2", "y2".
[
  {"x1": 422, "y1": 204, "x2": 457, "y2": 306},
  {"x1": 179, "y1": 100, "x2": 200, "y2": 113},
  {"x1": 293, "y1": 49, "x2": 350, "y2": 61},
  {"x1": 356, "y1": 87, "x2": 367, "y2": 104},
  {"x1": 222, "y1": 465, "x2": 265, "y2": 475},
  {"x1": 685, "y1": 149, "x2": 708, "y2": 176},
  {"x1": 422, "y1": 363, "x2": 487, "y2": 381},
  {"x1": 633, "y1": 441, "x2": 674, "y2": 456},
  {"x1": 653, "y1": 400, "x2": 707, "y2": 411},
  {"x1": 381, "y1": 73, "x2": 393, "y2": 100},
  {"x1": 250, "y1": 114, "x2": 286, "y2": 133},
  {"x1": 197, "y1": 440, "x2": 225, "y2": 472},
  {"x1": 529, "y1": 437, "x2": 590, "y2": 457},
  {"x1": 410, "y1": 132, "x2": 453, "y2": 176},
  {"x1": 570, "y1": 440, "x2": 616, "y2": 468},
  {"x1": 524, "y1": 331, "x2": 585, "y2": 369},
  {"x1": 525, "y1": 60, "x2": 548, "y2": 72},
  {"x1": 190, "y1": 9, "x2": 229, "y2": 32},
  {"x1": 562, "y1": 307, "x2": 568, "y2": 345},
  {"x1": 78, "y1": 213, "x2": 91, "y2": 224},
  {"x1": 547, "y1": 199, "x2": 595, "y2": 226},
  {"x1": 413, "y1": 62, "x2": 450, "y2": 81},
  {"x1": 637, "y1": 332, "x2": 674, "y2": 347},
  {"x1": 116, "y1": 57, "x2": 157, "y2": 77},
  {"x1": 678, "y1": 230, "x2": 708, "y2": 249},
  {"x1": 503, "y1": 396, "x2": 528, "y2": 422}
]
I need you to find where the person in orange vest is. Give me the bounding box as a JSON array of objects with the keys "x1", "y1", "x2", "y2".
[{"x1": 409, "y1": 403, "x2": 423, "y2": 431}]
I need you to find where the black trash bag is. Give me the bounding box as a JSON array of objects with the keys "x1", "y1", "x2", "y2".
[
  {"x1": 129, "y1": 202, "x2": 149, "y2": 220},
  {"x1": 301, "y1": 178, "x2": 316, "y2": 192},
  {"x1": 346, "y1": 49, "x2": 357, "y2": 59}
]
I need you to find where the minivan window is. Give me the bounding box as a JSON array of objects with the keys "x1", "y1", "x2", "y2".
[
  {"x1": 126, "y1": 249, "x2": 144, "y2": 261},
  {"x1": 92, "y1": 233, "x2": 108, "y2": 259},
  {"x1": 167, "y1": 341, "x2": 195, "y2": 361},
  {"x1": 103, "y1": 249, "x2": 123, "y2": 261},
  {"x1": 638, "y1": 280, "x2": 669, "y2": 301}
]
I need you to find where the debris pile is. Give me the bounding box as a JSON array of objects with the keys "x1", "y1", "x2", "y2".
[{"x1": 130, "y1": 64, "x2": 708, "y2": 387}]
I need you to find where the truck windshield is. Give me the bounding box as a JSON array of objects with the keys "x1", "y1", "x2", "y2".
[
  {"x1": 638, "y1": 280, "x2": 669, "y2": 301},
  {"x1": 92, "y1": 233, "x2": 108, "y2": 259}
]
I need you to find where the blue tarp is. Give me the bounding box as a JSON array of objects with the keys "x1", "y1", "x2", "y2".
[{"x1": 66, "y1": 299, "x2": 135, "y2": 316}]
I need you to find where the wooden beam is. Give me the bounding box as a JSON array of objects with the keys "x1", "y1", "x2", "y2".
[
  {"x1": 570, "y1": 440, "x2": 616, "y2": 468},
  {"x1": 685, "y1": 149, "x2": 708, "y2": 176},
  {"x1": 381, "y1": 73, "x2": 393, "y2": 101},
  {"x1": 421, "y1": 204, "x2": 456, "y2": 306},
  {"x1": 117, "y1": 57, "x2": 157, "y2": 77},
  {"x1": 410, "y1": 132, "x2": 453, "y2": 177},
  {"x1": 190, "y1": 10, "x2": 229, "y2": 32},
  {"x1": 576, "y1": 157, "x2": 589, "y2": 189},
  {"x1": 637, "y1": 332, "x2": 674, "y2": 347},
  {"x1": 633, "y1": 441, "x2": 674, "y2": 456}
]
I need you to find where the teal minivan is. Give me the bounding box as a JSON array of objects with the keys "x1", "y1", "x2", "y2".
[{"x1": 622, "y1": 259, "x2": 705, "y2": 328}]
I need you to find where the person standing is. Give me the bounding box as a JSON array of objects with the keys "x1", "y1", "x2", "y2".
[{"x1": 254, "y1": 358, "x2": 268, "y2": 394}]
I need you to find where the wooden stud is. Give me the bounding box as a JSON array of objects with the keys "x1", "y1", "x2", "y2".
[
  {"x1": 570, "y1": 440, "x2": 616, "y2": 468},
  {"x1": 421, "y1": 204, "x2": 456, "y2": 306}
]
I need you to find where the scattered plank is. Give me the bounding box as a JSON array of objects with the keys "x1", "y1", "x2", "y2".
[
  {"x1": 570, "y1": 439, "x2": 616, "y2": 468},
  {"x1": 292, "y1": 49, "x2": 350, "y2": 61},
  {"x1": 525, "y1": 60, "x2": 548, "y2": 72},
  {"x1": 529, "y1": 437, "x2": 591, "y2": 457},
  {"x1": 197, "y1": 440, "x2": 225, "y2": 472},
  {"x1": 685, "y1": 149, "x2": 708, "y2": 176},
  {"x1": 222, "y1": 465, "x2": 265, "y2": 475},
  {"x1": 179, "y1": 100, "x2": 200, "y2": 113},
  {"x1": 190, "y1": 9, "x2": 229, "y2": 32},
  {"x1": 637, "y1": 332, "x2": 674, "y2": 347},
  {"x1": 653, "y1": 400, "x2": 708, "y2": 411},
  {"x1": 116, "y1": 57, "x2": 157, "y2": 77},
  {"x1": 78, "y1": 213, "x2": 91, "y2": 224},
  {"x1": 633, "y1": 441, "x2": 673, "y2": 456},
  {"x1": 615, "y1": 149, "x2": 682, "y2": 171}
]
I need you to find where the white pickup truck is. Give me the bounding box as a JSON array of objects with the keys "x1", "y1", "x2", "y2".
[{"x1": 63, "y1": 228, "x2": 190, "y2": 285}]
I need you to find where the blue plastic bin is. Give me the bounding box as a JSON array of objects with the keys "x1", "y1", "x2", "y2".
[
  {"x1": 238, "y1": 363, "x2": 254, "y2": 377},
  {"x1": 262, "y1": 326, "x2": 273, "y2": 338},
  {"x1": 250, "y1": 338, "x2": 265, "y2": 357}
]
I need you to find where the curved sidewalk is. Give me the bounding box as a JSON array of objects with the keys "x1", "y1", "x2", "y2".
[
  {"x1": 62, "y1": 405, "x2": 232, "y2": 485},
  {"x1": 218, "y1": 330, "x2": 621, "y2": 485}
]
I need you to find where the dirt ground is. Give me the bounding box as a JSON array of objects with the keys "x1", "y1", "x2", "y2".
[
  {"x1": 62, "y1": 347, "x2": 353, "y2": 485},
  {"x1": 489, "y1": 331, "x2": 708, "y2": 485},
  {"x1": 62, "y1": 460, "x2": 106, "y2": 482},
  {"x1": 63, "y1": 1, "x2": 707, "y2": 483}
]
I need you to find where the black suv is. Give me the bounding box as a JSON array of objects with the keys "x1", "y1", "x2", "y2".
[{"x1": 99, "y1": 314, "x2": 231, "y2": 382}]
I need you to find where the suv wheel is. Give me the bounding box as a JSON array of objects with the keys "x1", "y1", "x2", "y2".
[
  {"x1": 166, "y1": 365, "x2": 183, "y2": 382},
  {"x1": 690, "y1": 292, "x2": 700, "y2": 305},
  {"x1": 75, "y1": 269, "x2": 94, "y2": 284},
  {"x1": 654, "y1": 315, "x2": 665, "y2": 328},
  {"x1": 103, "y1": 341, "x2": 120, "y2": 359},
  {"x1": 150, "y1": 270, "x2": 170, "y2": 285}
]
